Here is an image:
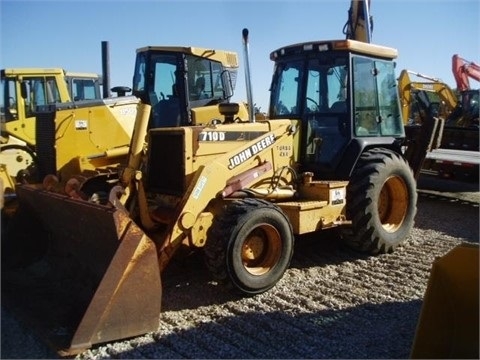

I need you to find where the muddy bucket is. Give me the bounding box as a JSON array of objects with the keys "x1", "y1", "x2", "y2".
[{"x1": 1, "y1": 184, "x2": 162, "y2": 356}]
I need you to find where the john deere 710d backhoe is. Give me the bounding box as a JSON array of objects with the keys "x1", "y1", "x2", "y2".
[{"x1": 2, "y1": 17, "x2": 443, "y2": 355}]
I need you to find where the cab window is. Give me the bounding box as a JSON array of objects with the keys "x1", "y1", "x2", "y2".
[
  {"x1": 270, "y1": 61, "x2": 302, "y2": 116},
  {"x1": 23, "y1": 77, "x2": 60, "y2": 118},
  {"x1": 186, "y1": 55, "x2": 228, "y2": 102},
  {"x1": 352, "y1": 56, "x2": 403, "y2": 137},
  {"x1": 305, "y1": 59, "x2": 348, "y2": 113},
  {"x1": 1, "y1": 77, "x2": 18, "y2": 122},
  {"x1": 71, "y1": 78, "x2": 99, "y2": 100}
]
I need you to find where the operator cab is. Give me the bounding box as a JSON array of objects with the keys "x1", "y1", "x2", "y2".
[
  {"x1": 268, "y1": 39, "x2": 405, "y2": 179},
  {"x1": 132, "y1": 46, "x2": 237, "y2": 129}
]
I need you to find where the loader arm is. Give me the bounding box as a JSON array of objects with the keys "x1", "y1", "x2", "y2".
[{"x1": 150, "y1": 120, "x2": 297, "y2": 270}]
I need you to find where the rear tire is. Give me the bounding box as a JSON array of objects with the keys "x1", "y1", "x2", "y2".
[
  {"x1": 204, "y1": 198, "x2": 294, "y2": 295},
  {"x1": 340, "y1": 148, "x2": 417, "y2": 254}
]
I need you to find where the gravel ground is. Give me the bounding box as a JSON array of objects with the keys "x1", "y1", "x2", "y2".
[{"x1": 1, "y1": 175, "x2": 478, "y2": 359}]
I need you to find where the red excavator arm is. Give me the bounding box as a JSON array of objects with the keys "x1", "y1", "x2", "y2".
[{"x1": 452, "y1": 54, "x2": 480, "y2": 91}]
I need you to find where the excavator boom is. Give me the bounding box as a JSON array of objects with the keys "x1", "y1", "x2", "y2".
[
  {"x1": 452, "y1": 54, "x2": 480, "y2": 92},
  {"x1": 398, "y1": 69, "x2": 458, "y2": 125},
  {"x1": 343, "y1": 0, "x2": 373, "y2": 43}
]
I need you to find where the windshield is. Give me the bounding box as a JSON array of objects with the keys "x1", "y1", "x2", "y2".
[
  {"x1": 352, "y1": 56, "x2": 403, "y2": 137},
  {"x1": 133, "y1": 51, "x2": 232, "y2": 106},
  {"x1": 132, "y1": 49, "x2": 235, "y2": 128},
  {"x1": 68, "y1": 77, "x2": 100, "y2": 101},
  {"x1": 186, "y1": 55, "x2": 230, "y2": 102},
  {"x1": 269, "y1": 54, "x2": 349, "y2": 118}
]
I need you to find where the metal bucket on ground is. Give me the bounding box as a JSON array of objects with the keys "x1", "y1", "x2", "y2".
[{"x1": 1, "y1": 184, "x2": 162, "y2": 356}]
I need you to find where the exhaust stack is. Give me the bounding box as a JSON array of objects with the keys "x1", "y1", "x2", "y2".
[
  {"x1": 242, "y1": 28, "x2": 255, "y2": 123},
  {"x1": 101, "y1": 41, "x2": 111, "y2": 98}
]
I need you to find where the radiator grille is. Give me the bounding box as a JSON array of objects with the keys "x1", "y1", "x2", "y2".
[
  {"x1": 146, "y1": 130, "x2": 185, "y2": 195},
  {"x1": 35, "y1": 107, "x2": 57, "y2": 179}
]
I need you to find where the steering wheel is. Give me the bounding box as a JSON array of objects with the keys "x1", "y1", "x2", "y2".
[{"x1": 306, "y1": 97, "x2": 320, "y2": 112}]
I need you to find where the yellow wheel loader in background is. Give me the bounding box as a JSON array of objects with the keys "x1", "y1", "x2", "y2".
[
  {"x1": 0, "y1": 68, "x2": 103, "y2": 203},
  {"x1": 0, "y1": 46, "x2": 248, "y2": 213},
  {"x1": 2, "y1": 26, "x2": 442, "y2": 355},
  {"x1": 1, "y1": 67, "x2": 102, "y2": 147}
]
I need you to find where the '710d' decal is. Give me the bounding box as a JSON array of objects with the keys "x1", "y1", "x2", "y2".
[
  {"x1": 199, "y1": 131, "x2": 267, "y2": 142},
  {"x1": 199, "y1": 131, "x2": 226, "y2": 141},
  {"x1": 228, "y1": 134, "x2": 276, "y2": 170}
]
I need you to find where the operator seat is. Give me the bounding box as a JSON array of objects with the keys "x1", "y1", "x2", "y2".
[
  {"x1": 149, "y1": 92, "x2": 159, "y2": 108},
  {"x1": 194, "y1": 76, "x2": 207, "y2": 99},
  {"x1": 330, "y1": 101, "x2": 347, "y2": 113},
  {"x1": 312, "y1": 101, "x2": 348, "y2": 165}
]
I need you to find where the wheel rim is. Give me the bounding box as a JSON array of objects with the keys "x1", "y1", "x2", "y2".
[
  {"x1": 0, "y1": 145, "x2": 37, "y2": 181},
  {"x1": 241, "y1": 224, "x2": 282, "y2": 276},
  {"x1": 378, "y1": 175, "x2": 409, "y2": 232}
]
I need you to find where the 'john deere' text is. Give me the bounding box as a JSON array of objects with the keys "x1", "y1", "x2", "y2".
[{"x1": 228, "y1": 134, "x2": 276, "y2": 169}]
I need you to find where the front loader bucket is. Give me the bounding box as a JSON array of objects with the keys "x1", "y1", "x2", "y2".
[
  {"x1": 2, "y1": 184, "x2": 162, "y2": 356},
  {"x1": 410, "y1": 242, "x2": 479, "y2": 359}
]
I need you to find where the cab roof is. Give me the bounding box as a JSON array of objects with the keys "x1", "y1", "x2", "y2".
[
  {"x1": 136, "y1": 46, "x2": 239, "y2": 68},
  {"x1": 1, "y1": 68, "x2": 99, "y2": 78},
  {"x1": 270, "y1": 39, "x2": 398, "y2": 61}
]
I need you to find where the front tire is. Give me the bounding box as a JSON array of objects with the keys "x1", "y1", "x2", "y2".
[
  {"x1": 204, "y1": 198, "x2": 294, "y2": 295},
  {"x1": 341, "y1": 148, "x2": 417, "y2": 254}
]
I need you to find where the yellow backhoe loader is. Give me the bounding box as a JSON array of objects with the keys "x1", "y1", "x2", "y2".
[
  {"x1": 2, "y1": 25, "x2": 442, "y2": 355},
  {"x1": 0, "y1": 46, "x2": 248, "y2": 212}
]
